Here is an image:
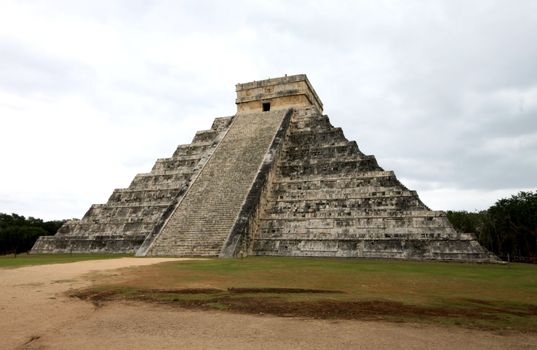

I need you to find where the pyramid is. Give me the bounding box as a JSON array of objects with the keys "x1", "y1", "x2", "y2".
[{"x1": 32, "y1": 75, "x2": 498, "y2": 262}]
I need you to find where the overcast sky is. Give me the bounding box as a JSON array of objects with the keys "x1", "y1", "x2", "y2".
[{"x1": 1, "y1": 0, "x2": 536, "y2": 220}]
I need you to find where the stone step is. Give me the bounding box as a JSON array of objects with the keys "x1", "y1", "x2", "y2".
[
  {"x1": 278, "y1": 158, "x2": 382, "y2": 178},
  {"x1": 152, "y1": 159, "x2": 201, "y2": 172},
  {"x1": 211, "y1": 116, "x2": 234, "y2": 131},
  {"x1": 172, "y1": 144, "x2": 212, "y2": 158},
  {"x1": 268, "y1": 188, "x2": 416, "y2": 201},
  {"x1": 113, "y1": 187, "x2": 185, "y2": 194},
  {"x1": 192, "y1": 129, "x2": 219, "y2": 143},
  {"x1": 280, "y1": 157, "x2": 382, "y2": 171},
  {"x1": 81, "y1": 204, "x2": 168, "y2": 221},
  {"x1": 268, "y1": 198, "x2": 406, "y2": 209},
  {"x1": 259, "y1": 215, "x2": 449, "y2": 226},
  {"x1": 88, "y1": 202, "x2": 173, "y2": 209},
  {"x1": 279, "y1": 155, "x2": 379, "y2": 168},
  {"x1": 287, "y1": 128, "x2": 346, "y2": 144},
  {"x1": 258, "y1": 221, "x2": 455, "y2": 235},
  {"x1": 261, "y1": 210, "x2": 447, "y2": 219},
  {"x1": 272, "y1": 171, "x2": 396, "y2": 183},
  {"x1": 256, "y1": 230, "x2": 459, "y2": 240},
  {"x1": 272, "y1": 177, "x2": 403, "y2": 191},
  {"x1": 251, "y1": 238, "x2": 493, "y2": 261},
  {"x1": 266, "y1": 200, "x2": 427, "y2": 213},
  {"x1": 108, "y1": 188, "x2": 181, "y2": 204},
  {"x1": 71, "y1": 226, "x2": 152, "y2": 236},
  {"x1": 71, "y1": 220, "x2": 155, "y2": 232},
  {"x1": 268, "y1": 190, "x2": 419, "y2": 201},
  {"x1": 290, "y1": 120, "x2": 332, "y2": 131},
  {"x1": 281, "y1": 142, "x2": 360, "y2": 160},
  {"x1": 130, "y1": 172, "x2": 191, "y2": 186}
]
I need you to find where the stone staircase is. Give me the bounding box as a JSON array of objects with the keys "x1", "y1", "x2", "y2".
[{"x1": 145, "y1": 109, "x2": 291, "y2": 256}]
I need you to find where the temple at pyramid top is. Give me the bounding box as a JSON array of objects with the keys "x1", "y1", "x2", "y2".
[
  {"x1": 235, "y1": 74, "x2": 323, "y2": 113},
  {"x1": 32, "y1": 74, "x2": 499, "y2": 262}
]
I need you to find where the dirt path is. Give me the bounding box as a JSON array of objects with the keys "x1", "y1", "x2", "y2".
[{"x1": 1, "y1": 258, "x2": 536, "y2": 350}]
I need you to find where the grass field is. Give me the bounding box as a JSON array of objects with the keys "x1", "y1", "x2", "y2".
[
  {"x1": 72, "y1": 257, "x2": 537, "y2": 332},
  {"x1": 0, "y1": 253, "x2": 127, "y2": 268}
]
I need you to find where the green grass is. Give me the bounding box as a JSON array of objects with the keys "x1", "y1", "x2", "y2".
[
  {"x1": 73, "y1": 256, "x2": 537, "y2": 332},
  {"x1": 0, "y1": 253, "x2": 128, "y2": 268}
]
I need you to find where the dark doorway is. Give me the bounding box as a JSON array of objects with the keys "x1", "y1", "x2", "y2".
[{"x1": 262, "y1": 102, "x2": 271, "y2": 112}]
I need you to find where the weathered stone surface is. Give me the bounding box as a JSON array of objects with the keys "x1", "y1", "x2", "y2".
[
  {"x1": 249, "y1": 105, "x2": 495, "y2": 262},
  {"x1": 32, "y1": 74, "x2": 498, "y2": 262}
]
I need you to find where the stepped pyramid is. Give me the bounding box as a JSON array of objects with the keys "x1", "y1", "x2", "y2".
[{"x1": 32, "y1": 74, "x2": 498, "y2": 262}]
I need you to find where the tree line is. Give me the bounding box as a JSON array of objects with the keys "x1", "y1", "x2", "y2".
[
  {"x1": 0, "y1": 213, "x2": 65, "y2": 255},
  {"x1": 447, "y1": 191, "x2": 537, "y2": 262}
]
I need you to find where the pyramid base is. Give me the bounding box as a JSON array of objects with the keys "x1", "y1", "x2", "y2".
[
  {"x1": 31, "y1": 235, "x2": 145, "y2": 254},
  {"x1": 253, "y1": 238, "x2": 501, "y2": 263}
]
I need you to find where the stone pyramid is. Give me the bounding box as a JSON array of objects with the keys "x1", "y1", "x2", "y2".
[{"x1": 32, "y1": 75, "x2": 497, "y2": 262}]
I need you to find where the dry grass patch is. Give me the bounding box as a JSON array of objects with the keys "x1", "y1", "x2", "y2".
[{"x1": 72, "y1": 257, "x2": 537, "y2": 332}]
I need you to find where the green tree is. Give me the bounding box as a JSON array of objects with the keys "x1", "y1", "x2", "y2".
[
  {"x1": 480, "y1": 191, "x2": 537, "y2": 260},
  {"x1": 447, "y1": 191, "x2": 537, "y2": 261},
  {"x1": 446, "y1": 210, "x2": 485, "y2": 234},
  {"x1": 0, "y1": 213, "x2": 66, "y2": 254}
]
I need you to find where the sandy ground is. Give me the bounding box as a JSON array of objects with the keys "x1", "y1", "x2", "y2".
[{"x1": 1, "y1": 258, "x2": 536, "y2": 350}]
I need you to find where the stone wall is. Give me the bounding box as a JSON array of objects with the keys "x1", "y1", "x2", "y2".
[{"x1": 236, "y1": 74, "x2": 323, "y2": 113}]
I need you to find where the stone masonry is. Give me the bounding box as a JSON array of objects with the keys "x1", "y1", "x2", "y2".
[{"x1": 32, "y1": 74, "x2": 498, "y2": 262}]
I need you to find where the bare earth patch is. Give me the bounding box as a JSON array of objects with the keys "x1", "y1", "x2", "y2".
[{"x1": 1, "y1": 258, "x2": 536, "y2": 350}]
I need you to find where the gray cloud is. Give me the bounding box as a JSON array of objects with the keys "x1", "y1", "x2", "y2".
[
  {"x1": 0, "y1": 0, "x2": 536, "y2": 219},
  {"x1": 0, "y1": 41, "x2": 95, "y2": 96}
]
